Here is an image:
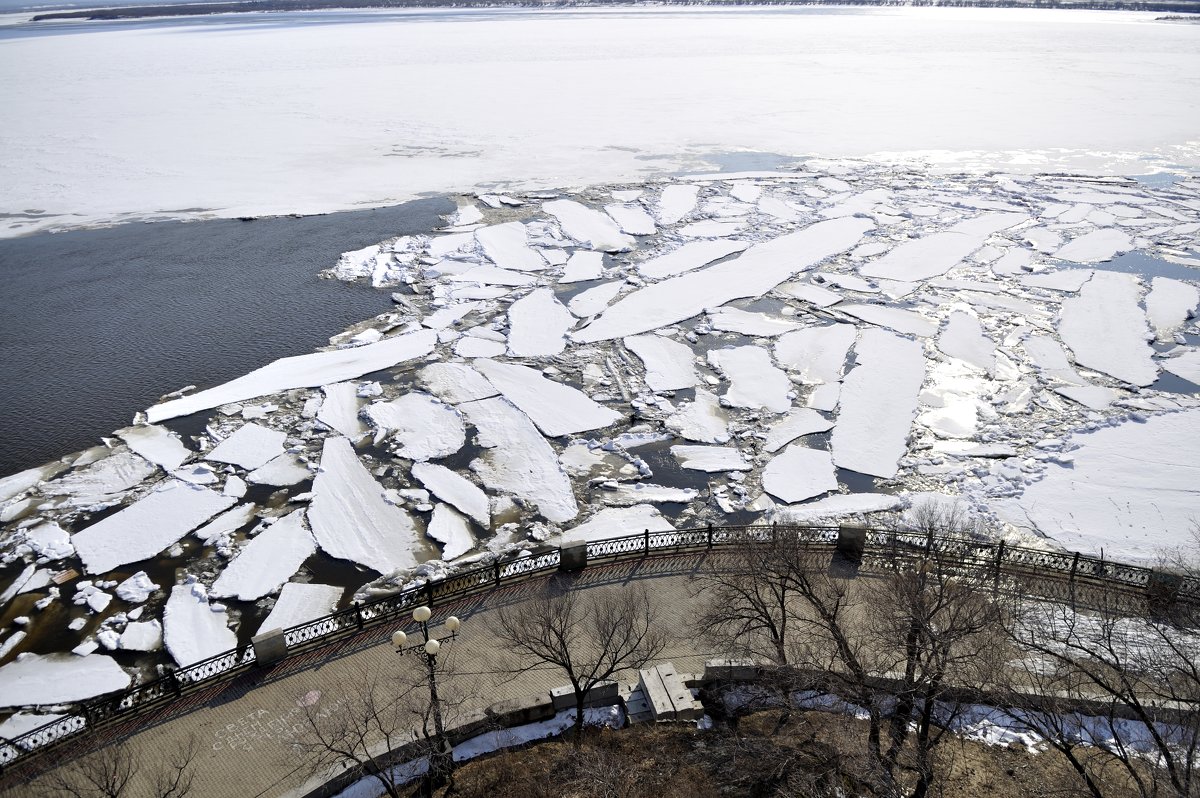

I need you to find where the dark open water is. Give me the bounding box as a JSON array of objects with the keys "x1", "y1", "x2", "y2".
[{"x1": 0, "y1": 198, "x2": 453, "y2": 475}]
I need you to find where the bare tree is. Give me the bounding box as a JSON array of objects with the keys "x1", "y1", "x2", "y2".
[
  {"x1": 37, "y1": 735, "x2": 198, "y2": 798},
  {"x1": 288, "y1": 663, "x2": 468, "y2": 798},
  {"x1": 493, "y1": 582, "x2": 667, "y2": 745}
]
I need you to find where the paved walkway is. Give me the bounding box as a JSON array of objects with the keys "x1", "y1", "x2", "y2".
[{"x1": 8, "y1": 553, "x2": 725, "y2": 798}]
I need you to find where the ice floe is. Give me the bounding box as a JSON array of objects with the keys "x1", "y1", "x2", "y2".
[
  {"x1": 0, "y1": 653, "x2": 131, "y2": 707},
  {"x1": 707, "y1": 307, "x2": 801, "y2": 337},
  {"x1": 605, "y1": 204, "x2": 657, "y2": 236},
  {"x1": 860, "y1": 212, "x2": 1026, "y2": 282},
  {"x1": 1054, "y1": 228, "x2": 1133, "y2": 263},
  {"x1": 937, "y1": 311, "x2": 996, "y2": 374},
  {"x1": 472, "y1": 359, "x2": 621, "y2": 438},
  {"x1": 1058, "y1": 271, "x2": 1157, "y2": 387},
  {"x1": 670, "y1": 445, "x2": 748, "y2": 472},
  {"x1": 655, "y1": 184, "x2": 700, "y2": 225},
  {"x1": 259, "y1": 583, "x2": 343, "y2": 634},
  {"x1": 427, "y1": 504, "x2": 475, "y2": 561},
  {"x1": 411, "y1": 462, "x2": 490, "y2": 528},
  {"x1": 211, "y1": 509, "x2": 315, "y2": 601},
  {"x1": 163, "y1": 581, "x2": 237, "y2": 668},
  {"x1": 567, "y1": 282, "x2": 623, "y2": 318},
  {"x1": 763, "y1": 408, "x2": 836, "y2": 453},
  {"x1": 365, "y1": 393, "x2": 465, "y2": 461},
  {"x1": 1145, "y1": 277, "x2": 1199, "y2": 341},
  {"x1": 543, "y1": 199, "x2": 633, "y2": 252},
  {"x1": 506, "y1": 288, "x2": 573, "y2": 357},
  {"x1": 707, "y1": 346, "x2": 791, "y2": 413},
  {"x1": 636, "y1": 240, "x2": 748, "y2": 280},
  {"x1": 317, "y1": 383, "x2": 369, "y2": 440},
  {"x1": 115, "y1": 425, "x2": 190, "y2": 472},
  {"x1": 623, "y1": 334, "x2": 699, "y2": 392},
  {"x1": 308, "y1": 437, "x2": 420, "y2": 574},
  {"x1": 43, "y1": 450, "x2": 157, "y2": 508},
  {"x1": 206, "y1": 423, "x2": 287, "y2": 470},
  {"x1": 762, "y1": 445, "x2": 838, "y2": 504},
  {"x1": 475, "y1": 223, "x2": 546, "y2": 272},
  {"x1": 836, "y1": 304, "x2": 936, "y2": 338},
  {"x1": 560, "y1": 505, "x2": 673, "y2": 544},
  {"x1": 666, "y1": 388, "x2": 730, "y2": 443}
]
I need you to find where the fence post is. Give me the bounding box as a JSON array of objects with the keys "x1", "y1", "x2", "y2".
[
  {"x1": 1069, "y1": 552, "x2": 1080, "y2": 583},
  {"x1": 707, "y1": 523, "x2": 713, "y2": 550},
  {"x1": 168, "y1": 670, "x2": 182, "y2": 697},
  {"x1": 993, "y1": 541, "x2": 1005, "y2": 593},
  {"x1": 353, "y1": 601, "x2": 364, "y2": 630},
  {"x1": 425, "y1": 581, "x2": 435, "y2": 608},
  {"x1": 494, "y1": 560, "x2": 502, "y2": 585},
  {"x1": 643, "y1": 528, "x2": 650, "y2": 557}
]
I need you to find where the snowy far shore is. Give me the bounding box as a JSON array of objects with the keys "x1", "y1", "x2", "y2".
[{"x1": 1, "y1": 160, "x2": 1199, "y2": 708}]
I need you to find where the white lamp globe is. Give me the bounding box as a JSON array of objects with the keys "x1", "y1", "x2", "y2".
[
  {"x1": 391, "y1": 630, "x2": 407, "y2": 648},
  {"x1": 413, "y1": 606, "x2": 432, "y2": 623},
  {"x1": 424, "y1": 639, "x2": 441, "y2": 656},
  {"x1": 445, "y1": 616, "x2": 461, "y2": 633}
]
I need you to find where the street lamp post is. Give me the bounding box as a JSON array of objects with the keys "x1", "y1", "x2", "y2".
[{"x1": 391, "y1": 606, "x2": 461, "y2": 790}]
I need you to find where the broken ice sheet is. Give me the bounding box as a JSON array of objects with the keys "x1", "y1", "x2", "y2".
[
  {"x1": 411, "y1": 462, "x2": 490, "y2": 528},
  {"x1": 623, "y1": 334, "x2": 699, "y2": 392},
  {"x1": 475, "y1": 222, "x2": 547, "y2": 272},
  {"x1": 316, "y1": 383, "x2": 368, "y2": 441},
  {"x1": 246, "y1": 454, "x2": 312, "y2": 486},
  {"x1": 559, "y1": 251, "x2": 604, "y2": 284},
  {"x1": 72, "y1": 480, "x2": 236, "y2": 574},
  {"x1": 543, "y1": 199, "x2": 633, "y2": 252},
  {"x1": 774, "y1": 324, "x2": 856, "y2": 384},
  {"x1": 597, "y1": 483, "x2": 698, "y2": 506},
  {"x1": 1058, "y1": 271, "x2": 1157, "y2": 387},
  {"x1": 418, "y1": 362, "x2": 499, "y2": 405},
  {"x1": 707, "y1": 307, "x2": 801, "y2": 337},
  {"x1": 567, "y1": 282, "x2": 623, "y2": 318},
  {"x1": 670, "y1": 445, "x2": 748, "y2": 472},
  {"x1": 472, "y1": 359, "x2": 621, "y2": 438},
  {"x1": 259, "y1": 583, "x2": 343, "y2": 635},
  {"x1": 654, "y1": 184, "x2": 700, "y2": 225},
  {"x1": 707, "y1": 346, "x2": 792, "y2": 413},
  {"x1": 763, "y1": 408, "x2": 835, "y2": 453},
  {"x1": 937, "y1": 311, "x2": 996, "y2": 375},
  {"x1": 0, "y1": 653, "x2": 131, "y2": 707},
  {"x1": 210, "y1": 509, "x2": 315, "y2": 601},
  {"x1": 636, "y1": 240, "x2": 749, "y2": 280},
  {"x1": 427, "y1": 504, "x2": 475, "y2": 561},
  {"x1": 666, "y1": 388, "x2": 730, "y2": 443},
  {"x1": 1145, "y1": 276, "x2": 1199, "y2": 341},
  {"x1": 42, "y1": 450, "x2": 157, "y2": 507},
  {"x1": 205, "y1": 422, "x2": 287, "y2": 470},
  {"x1": 560, "y1": 505, "x2": 674, "y2": 544},
  {"x1": 115, "y1": 424, "x2": 190, "y2": 471},
  {"x1": 507, "y1": 288, "x2": 574, "y2": 357},
  {"x1": 859, "y1": 212, "x2": 1027, "y2": 282},
  {"x1": 366, "y1": 393, "x2": 465, "y2": 461},
  {"x1": 163, "y1": 581, "x2": 237, "y2": 668},
  {"x1": 762, "y1": 445, "x2": 838, "y2": 504},
  {"x1": 836, "y1": 304, "x2": 936, "y2": 338},
  {"x1": 1054, "y1": 228, "x2": 1133, "y2": 263},
  {"x1": 605, "y1": 203, "x2": 656, "y2": 236}
]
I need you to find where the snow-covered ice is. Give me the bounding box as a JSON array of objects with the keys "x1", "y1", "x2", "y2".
[
  {"x1": 211, "y1": 509, "x2": 316, "y2": 601},
  {"x1": 762, "y1": 445, "x2": 838, "y2": 504},
  {"x1": 1162, "y1": 350, "x2": 1200, "y2": 384},
  {"x1": 0, "y1": 653, "x2": 131, "y2": 707},
  {"x1": 247, "y1": 454, "x2": 312, "y2": 486},
  {"x1": 605, "y1": 204, "x2": 657, "y2": 236},
  {"x1": 72, "y1": 480, "x2": 236, "y2": 574},
  {"x1": 567, "y1": 282, "x2": 623, "y2": 318},
  {"x1": 1058, "y1": 271, "x2": 1157, "y2": 387},
  {"x1": 708, "y1": 307, "x2": 801, "y2": 337},
  {"x1": 308, "y1": 437, "x2": 420, "y2": 574},
  {"x1": 365, "y1": 393, "x2": 465, "y2": 461},
  {"x1": 259, "y1": 583, "x2": 343, "y2": 634},
  {"x1": 774, "y1": 324, "x2": 856, "y2": 384},
  {"x1": 418, "y1": 363, "x2": 499, "y2": 405},
  {"x1": 118, "y1": 620, "x2": 162, "y2": 652},
  {"x1": 707, "y1": 346, "x2": 792, "y2": 413},
  {"x1": 624, "y1": 334, "x2": 699, "y2": 392},
  {"x1": 636, "y1": 240, "x2": 748, "y2": 280},
  {"x1": 115, "y1": 571, "x2": 159, "y2": 603},
  {"x1": 475, "y1": 223, "x2": 546, "y2": 272},
  {"x1": 411, "y1": 462, "x2": 490, "y2": 528},
  {"x1": 543, "y1": 199, "x2": 633, "y2": 252},
  {"x1": 836, "y1": 304, "x2": 937, "y2": 338},
  {"x1": 1145, "y1": 277, "x2": 1199, "y2": 341},
  {"x1": 115, "y1": 425, "x2": 190, "y2": 472},
  {"x1": 670, "y1": 445, "x2": 748, "y2": 472},
  {"x1": 655, "y1": 185, "x2": 700, "y2": 225},
  {"x1": 1054, "y1": 228, "x2": 1133, "y2": 263},
  {"x1": 317, "y1": 383, "x2": 368, "y2": 441},
  {"x1": 192, "y1": 503, "x2": 258, "y2": 547},
  {"x1": 472, "y1": 359, "x2": 621, "y2": 438},
  {"x1": 666, "y1": 388, "x2": 730, "y2": 444},
  {"x1": 770, "y1": 493, "x2": 905, "y2": 523},
  {"x1": 506, "y1": 288, "x2": 573, "y2": 357},
  {"x1": 597, "y1": 483, "x2": 698, "y2": 506},
  {"x1": 559, "y1": 251, "x2": 604, "y2": 283},
  {"x1": 163, "y1": 582, "x2": 238, "y2": 668},
  {"x1": 42, "y1": 451, "x2": 156, "y2": 507},
  {"x1": 763, "y1": 408, "x2": 836, "y2": 453},
  {"x1": 560, "y1": 505, "x2": 673, "y2": 543},
  {"x1": 146, "y1": 329, "x2": 438, "y2": 422},
  {"x1": 206, "y1": 423, "x2": 287, "y2": 470},
  {"x1": 458, "y1": 398, "x2": 578, "y2": 523},
  {"x1": 860, "y1": 212, "x2": 1026, "y2": 281},
  {"x1": 831, "y1": 329, "x2": 925, "y2": 479},
  {"x1": 573, "y1": 218, "x2": 872, "y2": 342},
  {"x1": 427, "y1": 504, "x2": 475, "y2": 560},
  {"x1": 938, "y1": 311, "x2": 996, "y2": 374}
]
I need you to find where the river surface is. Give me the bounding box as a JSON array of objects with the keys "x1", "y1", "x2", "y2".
[{"x1": 0, "y1": 198, "x2": 452, "y2": 475}]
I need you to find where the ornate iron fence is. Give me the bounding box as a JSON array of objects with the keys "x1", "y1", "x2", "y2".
[{"x1": 1, "y1": 523, "x2": 1194, "y2": 771}]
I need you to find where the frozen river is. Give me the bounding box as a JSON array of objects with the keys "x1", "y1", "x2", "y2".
[{"x1": 1, "y1": 7, "x2": 1199, "y2": 236}]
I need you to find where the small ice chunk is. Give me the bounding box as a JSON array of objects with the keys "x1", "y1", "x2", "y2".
[
  {"x1": 118, "y1": 620, "x2": 162, "y2": 652},
  {"x1": 258, "y1": 583, "x2": 343, "y2": 634},
  {"x1": 763, "y1": 408, "x2": 835, "y2": 453},
  {"x1": 163, "y1": 583, "x2": 237, "y2": 668},
  {"x1": 223, "y1": 475, "x2": 248, "y2": 497},
  {"x1": 837, "y1": 305, "x2": 936, "y2": 338},
  {"x1": 459, "y1": 398, "x2": 578, "y2": 523},
  {"x1": 707, "y1": 346, "x2": 792, "y2": 413},
  {"x1": 670, "y1": 445, "x2": 748, "y2": 472},
  {"x1": 598, "y1": 483, "x2": 698, "y2": 506},
  {"x1": 0, "y1": 653, "x2": 130, "y2": 707},
  {"x1": 707, "y1": 307, "x2": 801, "y2": 337},
  {"x1": 605, "y1": 204, "x2": 657, "y2": 236},
  {"x1": 1054, "y1": 229, "x2": 1133, "y2": 263},
  {"x1": 666, "y1": 388, "x2": 730, "y2": 443},
  {"x1": 624, "y1": 334, "x2": 699, "y2": 392},
  {"x1": 831, "y1": 329, "x2": 925, "y2": 479},
  {"x1": 211, "y1": 508, "x2": 315, "y2": 601},
  {"x1": 115, "y1": 425, "x2": 190, "y2": 471},
  {"x1": 21, "y1": 522, "x2": 74, "y2": 561},
  {"x1": 115, "y1": 571, "x2": 159, "y2": 603},
  {"x1": 365, "y1": 393, "x2": 465, "y2": 461},
  {"x1": 72, "y1": 480, "x2": 236, "y2": 574},
  {"x1": 568, "y1": 282, "x2": 623, "y2": 318},
  {"x1": 762, "y1": 445, "x2": 838, "y2": 504},
  {"x1": 560, "y1": 505, "x2": 674, "y2": 544},
  {"x1": 637, "y1": 240, "x2": 749, "y2": 280},
  {"x1": 507, "y1": 288, "x2": 573, "y2": 357},
  {"x1": 308, "y1": 437, "x2": 420, "y2": 574},
  {"x1": 775, "y1": 324, "x2": 857, "y2": 384},
  {"x1": 247, "y1": 454, "x2": 312, "y2": 486},
  {"x1": 937, "y1": 312, "x2": 996, "y2": 374},
  {"x1": 544, "y1": 200, "x2": 634, "y2": 252},
  {"x1": 472, "y1": 360, "x2": 621, "y2": 438},
  {"x1": 559, "y1": 251, "x2": 604, "y2": 283},
  {"x1": 655, "y1": 184, "x2": 700, "y2": 225},
  {"x1": 206, "y1": 423, "x2": 287, "y2": 470},
  {"x1": 411, "y1": 462, "x2": 490, "y2": 528},
  {"x1": 427, "y1": 504, "x2": 475, "y2": 561},
  {"x1": 1059, "y1": 271, "x2": 1157, "y2": 387},
  {"x1": 1145, "y1": 277, "x2": 1199, "y2": 341}
]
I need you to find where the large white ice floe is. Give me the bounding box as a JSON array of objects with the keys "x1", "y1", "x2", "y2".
[
  {"x1": 317, "y1": 383, "x2": 369, "y2": 440},
  {"x1": 560, "y1": 504, "x2": 674, "y2": 544},
  {"x1": 146, "y1": 329, "x2": 438, "y2": 422},
  {"x1": 308, "y1": 437, "x2": 420, "y2": 574},
  {"x1": 708, "y1": 307, "x2": 801, "y2": 337},
  {"x1": 411, "y1": 462, "x2": 490, "y2": 528},
  {"x1": 115, "y1": 424, "x2": 190, "y2": 471},
  {"x1": 458, "y1": 397, "x2": 578, "y2": 523},
  {"x1": 259, "y1": 583, "x2": 343, "y2": 634},
  {"x1": 636, "y1": 240, "x2": 749, "y2": 279},
  {"x1": 605, "y1": 203, "x2": 657, "y2": 236},
  {"x1": 654, "y1": 184, "x2": 700, "y2": 225},
  {"x1": 72, "y1": 480, "x2": 236, "y2": 574},
  {"x1": 774, "y1": 324, "x2": 857, "y2": 384},
  {"x1": 365, "y1": 393, "x2": 465, "y2": 461},
  {"x1": 418, "y1": 363, "x2": 499, "y2": 405},
  {"x1": 1145, "y1": 277, "x2": 1199, "y2": 341},
  {"x1": 763, "y1": 408, "x2": 836, "y2": 453},
  {"x1": 1014, "y1": 409, "x2": 1200, "y2": 562},
  {"x1": 572, "y1": 217, "x2": 873, "y2": 342},
  {"x1": 937, "y1": 311, "x2": 996, "y2": 374},
  {"x1": 559, "y1": 251, "x2": 604, "y2": 283},
  {"x1": 836, "y1": 304, "x2": 937, "y2": 338},
  {"x1": 247, "y1": 454, "x2": 312, "y2": 486},
  {"x1": 211, "y1": 509, "x2": 316, "y2": 601},
  {"x1": 567, "y1": 282, "x2": 623, "y2": 318},
  {"x1": 118, "y1": 621, "x2": 163, "y2": 652},
  {"x1": 665, "y1": 388, "x2": 730, "y2": 443},
  {"x1": 115, "y1": 571, "x2": 159, "y2": 603},
  {"x1": 543, "y1": 199, "x2": 634, "y2": 252},
  {"x1": 506, "y1": 288, "x2": 574, "y2": 357},
  {"x1": 19, "y1": 521, "x2": 74, "y2": 561},
  {"x1": 0, "y1": 653, "x2": 130, "y2": 707},
  {"x1": 707, "y1": 346, "x2": 792, "y2": 413},
  {"x1": 670, "y1": 445, "x2": 749, "y2": 472},
  {"x1": 831, "y1": 328, "x2": 925, "y2": 479},
  {"x1": 475, "y1": 222, "x2": 546, "y2": 272},
  {"x1": 163, "y1": 582, "x2": 238, "y2": 668},
  {"x1": 859, "y1": 212, "x2": 1027, "y2": 282},
  {"x1": 762, "y1": 445, "x2": 838, "y2": 504},
  {"x1": 769, "y1": 493, "x2": 905, "y2": 523},
  {"x1": 206, "y1": 422, "x2": 287, "y2": 470},
  {"x1": 42, "y1": 450, "x2": 157, "y2": 507},
  {"x1": 427, "y1": 504, "x2": 475, "y2": 560},
  {"x1": 1058, "y1": 271, "x2": 1157, "y2": 387},
  {"x1": 472, "y1": 359, "x2": 621, "y2": 437},
  {"x1": 1053, "y1": 228, "x2": 1133, "y2": 263},
  {"x1": 623, "y1": 334, "x2": 699, "y2": 392}
]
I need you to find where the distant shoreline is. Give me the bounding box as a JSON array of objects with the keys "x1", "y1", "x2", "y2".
[{"x1": 28, "y1": 0, "x2": 1200, "y2": 24}]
